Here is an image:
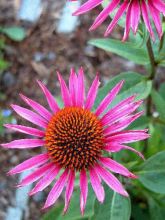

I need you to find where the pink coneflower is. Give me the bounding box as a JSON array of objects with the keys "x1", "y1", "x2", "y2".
[
  {"x1": 73, "y1": 0, "x2": 165, "y2": 40},
  {"x1": 2, "y1": 68, "x2": 149, "y2": 214}
]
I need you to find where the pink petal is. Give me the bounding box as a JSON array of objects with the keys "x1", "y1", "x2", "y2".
[
  {"x1": 100, "y1": 157, "x2": 137, "y2": 178},
  {"x1": 95, "y1": 165, "x2": 128, "y2": 197},
  {"x1": 131, "y1": 0, "x2": 140, "y2": 34},
  {"x1": 37, "y1": 80, "x2": 60, "y2": 113},
  {"x1": 57, "y1": 72, "x2": 72, "y2": 107},
  {"x1": 20, "y1": 94, "x2": 52, "y2": 121},
  {"x1": 4, "y1": 124, "x2": 45, "y2": 137},
  {"x1": 89, "y1": 167, "x2": 105, "y2": 203},
  {"x1": 101, "y1": 95, "x2": 136, "y2": 122},
  {"x1": 64, "y1": 170, "x2": 75, "y2": 213},
  {"x1": 85, "y1": 74, "x2": 100, "y2": 110},
  {"x1": 18, "y1": 163, "x2": 54, "y2": 187},
  {"x1": 69, "y1": 68, "x2": 77, "y2": 106},
  {"x1": 104, "y1": 143, "x2": 144, "y2": 159},
  {"x1": 77, "y1": 67, "x2": 85, "y2": 107},
  {"x1": 141, "y1": 0, "x2": 155, "y2": 40},
  {"x1": 1, "y1": 139, "x2": 45, "y2": 149},
  {"x1": 101, "y1": 100, "x2": 142, "y2": 127},
  {"x1": 95, "y1": 80, "x2": 124, "y2": 117},
  {"x1": 29, "y1": 165, "x2": 61, "y2": 195},
  {"x1": 103, "y1": 111, "x2": 143, "y2": 136},
  {"x1": 7, "y1": 153, "x2": 49, "y2": 175},
  {"x1": 73, "y1": 0, "x2": 102, "y2": 15},
  {"x1": 106, "y1": 130, "x2": 149, "y2": 144},
  {"x1": 122, "y1": 2, "x2": 132, "y2": 41},
  {"x1": 90, "y1": 0, "x2": 120, "y2": 30},
  {"x1": 80, "y1": 170, "x2": 88, "y2": 215},
  {"x1": 105, "y1": 1, "x2": 129, "y2": 37},
  {"x1": 152, "y1": 0, "x2": 165, "y2": 14},
  {"x1": 43, "y1": 169, "x2": 69, "y2": 209},
  {"x1": 11, "y1": 104, "x2": 48, "y2": 128},
  {"x1": 148, "y1": 1, "x2": 162, "y2": 39}
]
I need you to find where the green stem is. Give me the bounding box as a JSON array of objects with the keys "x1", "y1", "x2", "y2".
[
  {"x1": 146, "y1": 37, "x2": 157, "y2": 118},
  {"x1": 144, "y1": 37, "x2": 157, "y2": 152},
  {"x1": 159, "y1": 33, "x2": 164, "y2": 52},
  {"x1": 146, "y1": 37, "x2": 156, "y2": 80}
]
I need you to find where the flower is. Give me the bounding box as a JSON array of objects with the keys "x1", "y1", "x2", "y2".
[
  {"x1": 73, "y1": 0, "x2": 165, "y2": 41},
  {"x1": 1, "y1": 68, "x2": 149, "y2": 214}
]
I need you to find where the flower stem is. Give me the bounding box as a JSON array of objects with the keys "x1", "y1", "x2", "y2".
[
  {"x1": 144, "y1": 37, "x2": 157, "y2": 152},
  {"x1": 159, "y1": 33, "x2": 164, "y2": 52},
  {"x1": 146, "y1": 37, "x2": 156, "y2": 80},
  {"x1": 146, "y1": 37, "x2": 157, "y2": 118}
]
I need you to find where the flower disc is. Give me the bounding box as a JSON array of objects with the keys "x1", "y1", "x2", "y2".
[{"x1": 45, "y1": 107, "x2": 104, "y2": 171}]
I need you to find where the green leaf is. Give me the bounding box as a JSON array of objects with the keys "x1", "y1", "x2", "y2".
[
  {"x1": 57, "y1": 186, "x2": 95, "y2": 220},
  {"x1": 56, "y1": 96, "x2": 64, "y2": 108},
  {"x1": 91, "y1": 186, "x2": 131, "y2": 220},
  {"x1": 42, "y1": 204, "x2": 63, "y2": 220},
  {"x1": 131, "y1": 203, "x2": 150, "y2": 220},
  {"x1": 0, "y1": 26, "x2": 26, "y2": 41},
  {"x1": 0, "y1": 58, "x2": 10, "y2": 71},
  {"x1": 151, "y1": 89, "x2": 165, "y2": 121},
  {"x1": 128, "y1": 116, "x2": 150, "y2": 130},
  {"x1": 159, "y1": 83, "x2": 165, "y2": 101},
  {"x1": 148, "y1": 197, "x2": 165, "y2": 220},
  {"x1": 89, "y1": 39, "x2": 149, "y2": 64},
  {"x1": 137, "y1": 151, "x2": 165, "y2": 194},
  {"x1": 146, "y1": 124, "x2": 162, "y2": 157},
  {"x1": 94, "y1": 72, "x2": 151, "y2": 110},
  {"x1": 42, "y1": 186, "x2": 95, "y2": 220},
  {"x1": 0, "y1": 38, "x2": 5, "y2": 49}
]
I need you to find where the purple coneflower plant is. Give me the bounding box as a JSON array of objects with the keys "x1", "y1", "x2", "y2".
[
  {"x1": 73, "y1": 0, "x2": 165, "y2": 40},
  {"x1": 2, "y1": 68, "x2": 149, "y2": 214}
]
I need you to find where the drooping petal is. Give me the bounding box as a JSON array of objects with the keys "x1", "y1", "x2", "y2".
[
  {"x1": 37, "y1": 80, "x2": 60, "y2": 113},
  {"x1": 131, "y1": 0, "x2": 140, "y2": 34},
  {"x1": 90, "y1": 0, "x2": 120, "y2": 30},
  {"x1": 64, "y1": 170, "x2": 75, "y2": 213},
  {"x1": 43, "y1": 169, "x2": 69, "y2": 209},
  {"x1": 4, "y1": 124, "x2": 45, "y2": 137},
  {"x1": 106, "y1": 130, "x2": 149, "y2": 144},
  {"x1": 101, "y1": 95, "x2": 136, "y2": 122},
  {"x1": 73, "y1": 0, "x2": 102, "y2": 15},
  {"x1": 95, "y1": 164, "x2": 128, "y2": 197},
  {"x1": 29, "y1": 165, "x2": 61, "y2": 195},
  {"x1": 1, "y1": 139, "x2": 45, "y2": 149},
  {"x1": 148, "y1": 1, "x2": 162, "y2": 39},
  {"x1": 101, "y1": 100, "x2": 142, "y2": 126},
  {"x1": 141, "y1": 0, "x2": 155, "y2": 40},
  {"x1": 69, "y1": 68, "x2": 77, "y2": 106},
  {"x1": 89, "y1": 167, "x2": 105, "y2": 203},
  {"x1": 80, "y1": 170, "x2": 88, "y2": 215},
  {"x1": 103, "y1": 111, "x2": 143, "y2": 136},
  {"x1": 152, "y1": 0, "x2": 165, "y2": 14},
  {"x1": 57, "y1": 72, "x2": 72, "y2": 107},
  {"x1": 95, "y1": 80, "x2": 124, "y2": 117},
  {"x1": 123, "y1": 1, "x2": 132, "y2": 41},
  {"x1": 100, "y1": 157, "x2": 137, "y2": 178},
  {"x1": 77, "y1": 67, "x2": 85, "y2": 107},
  {"x1": 20, "y1": 94, "x2": 52, "y2": 121},
  {"x1": 11, "y1": 104, "x2": 48, "y2": 128},
  {"x1": 7, "y1": 153, "x2": 49, "y2": 175},
  {"x1": 105, "y1": 1, "x2": 129, "y2": 37},
  {"x1": 104, "y1": 143, "x2": 144, "y2": 159},
  {"x1": 18, "y1": 163, "x2": 54, "y2": 187},
  {"x1": 85, "y1": 74, "x2": 100, "y2": 110}
]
